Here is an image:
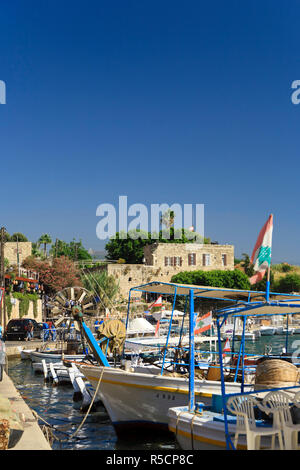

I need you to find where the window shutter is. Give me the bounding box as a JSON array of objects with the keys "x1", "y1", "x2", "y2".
[{"x1": 202, "y1": 254, "x2": 205, "y2": 266}]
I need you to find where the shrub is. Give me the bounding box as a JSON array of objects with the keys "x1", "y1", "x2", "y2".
[
  {"x1": 5, "y1": 295, "x2": 12, "y2": 319},
  {"x1": 171, "y1": 269, "x2": 251, "y2": 290},
  {"x1": 274, "y1": 274, "x2": 300, "y2": 293},
  {"x1": 272, "y1": 263, "x2": 293, "y2": 273}
]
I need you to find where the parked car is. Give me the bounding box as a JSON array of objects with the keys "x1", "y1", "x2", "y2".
[{"x1": 3, "y1": 319, "x2": 43, "y2": 341}]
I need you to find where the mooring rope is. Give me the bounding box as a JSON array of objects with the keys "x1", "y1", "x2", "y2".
[{"x1": 32, "y1": 366, "x2": 105, "y2": 446}]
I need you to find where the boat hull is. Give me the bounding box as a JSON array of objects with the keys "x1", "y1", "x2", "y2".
[
  {"x1": 29, "y1": 351, "x2": 86, "y2": 363},
  {"x1": 78, "y1": 365, "x2": 246, "y2": 436},
  {"x1": 168, "y1": 407, "x2": 276, "y2": 450},
  {"x1": 260, "y1": 328, "x2": 276, "y2": 336}
]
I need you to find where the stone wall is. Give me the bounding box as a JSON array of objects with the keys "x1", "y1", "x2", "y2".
[
  {"x1": 105, "y1": 243, "x2": 234, "y2": 300},
  {"x1": 97, "y1": 243, "x2": 235, "y2": 301},
  {"x1": 144, "y1": 243, "x2": 234, "y2": 271},
  {"x1": 4, "y1": 242, "x2": 32, "y2": 266}
]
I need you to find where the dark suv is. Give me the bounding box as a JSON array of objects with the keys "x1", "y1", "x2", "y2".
[{"x1": 4, "y1": 319, "x2": 43, "y2": 341}]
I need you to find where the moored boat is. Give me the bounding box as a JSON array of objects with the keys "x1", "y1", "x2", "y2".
[
  {"x1": 260, "y1": 326, "x2": 276, "y2": 336},
  {"x1": 78, "y1": 363, "x2": 250, "y2": 436}
]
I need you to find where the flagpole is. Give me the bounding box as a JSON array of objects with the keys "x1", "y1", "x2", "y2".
[
  {"x1": 266, "y1": 213, "x2": 273, "y2": 302},
  {"x1": 266, "y1": 265, "x2": 270, "y2": 302}
]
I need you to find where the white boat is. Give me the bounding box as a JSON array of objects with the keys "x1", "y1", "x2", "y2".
[
  {"x1": 32, "y1": 360, "x2": 84, "y2": 380},
  {"x1": 168, "y1": 405, "x2": 279, "y2": 450},
  {"x1": 274, "y1": 326, "x2": 284, "y2": 335},
  {"x1": 19, "y1": 348, "x2": 34, "y2": 360},
  {"x1": 283, "y1": 328, "x2": 295, "y2": 335},
  {"x1": 260, "y1": 326, "x2": 276, "y2": 336},
  {"x1": 78, "y1": 364, "x2": 250, "y2": 436},
  {"x1": 234, "y1": 330, "x2": 260, "y2": 341},
  {"x1": 29, "y1": 350, "x2": 86, "y2": 363}
]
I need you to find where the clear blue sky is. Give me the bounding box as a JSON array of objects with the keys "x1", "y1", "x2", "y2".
[{"x1": 0, "y1": 1, "x2": 299, "y2": 262}]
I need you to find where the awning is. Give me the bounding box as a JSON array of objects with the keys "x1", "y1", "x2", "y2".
[
  {"x1": 216, "y1": 302, "x2": 300, "y2": 317},
  {"x1": 129, "y1": 281, "x2": 300, "y2": 303}
]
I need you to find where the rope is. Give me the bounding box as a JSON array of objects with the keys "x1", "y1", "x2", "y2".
[
  {"x1": 32, "y1": 366, "x2": 105, "y2": 445},
  {"x1": 67, "y1": 366, "x2": 105, "y2": 439},
  {"x1": 190, "y1": 412, "x2": 198, "y2": 450}
]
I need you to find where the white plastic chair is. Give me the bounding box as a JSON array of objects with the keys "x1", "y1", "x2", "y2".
[
  {"x1": 227, "y1": 394, "x2": 284, "y2": 450},
  {"x1": 261, "y1": 391, "x2": 300, "y2": 450}
]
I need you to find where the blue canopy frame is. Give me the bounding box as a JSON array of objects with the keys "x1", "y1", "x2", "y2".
[{"x1": 215, "y1": 300, "x2": 300, "y2": 450}]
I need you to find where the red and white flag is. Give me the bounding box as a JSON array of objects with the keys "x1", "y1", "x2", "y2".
[
  {"x1": 149, "y1": 296, "x2": 163, "y2": 309},
  {"x1": 223, "y1": 337, "x2": 231, "y2": 358},
  {"x1": 194, "y1": 311, "x2": 212, "y2": 335},
  {"x1": 249, "y1": 214, "x2": 273, "y2": 285}
]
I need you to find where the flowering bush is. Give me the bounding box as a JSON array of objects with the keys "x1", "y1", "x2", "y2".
[{"x1": 22, "y1": 256, "x2": 81, "y2": 294}]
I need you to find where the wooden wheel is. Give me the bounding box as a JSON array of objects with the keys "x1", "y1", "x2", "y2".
[{"x1": 49, "y1": 286, "x2": 98, "y2": 319}]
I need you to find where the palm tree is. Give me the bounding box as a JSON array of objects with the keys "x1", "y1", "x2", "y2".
[
  {"x1": 160, "y1": 209, "x2": 175, "y2": 229},
  {"x1": 38, "y1": 234, "x2": 52, "y2": 258}
]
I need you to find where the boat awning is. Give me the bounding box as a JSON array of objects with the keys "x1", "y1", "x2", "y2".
[
  {"x1": 216, "y1": 302, "x2": 300, "y2": 318},
  {"x1": 129, "y1": 281, "x2": 300, "y2": 303}
]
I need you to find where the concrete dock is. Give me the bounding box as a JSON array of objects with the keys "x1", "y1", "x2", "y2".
[
  {"x1": 1, "y1": 340, "x2": 52, "y2": 450},
  {"x1": 0, "y1": 371, "x2": 52, "y2": 450}
]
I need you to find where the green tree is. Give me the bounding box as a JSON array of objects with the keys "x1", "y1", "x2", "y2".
[
  {"x1": 10, "y1": 232, "x2": 28, "y2": 242},
  {"x1": 50, "y1": 239, "x2": 92, "y2": 261},
  {"x1": 81, "y1": 271, "x2": 119, "y2": 309},
  {"x1": 241, "y1": 253, "x2": 255, "y2": 277},
  {"x1": 32, "y1": 242, "x2": 43, "y2": 258},
  {"x1": 274, "y1": 274, "x2": 300, "y2": 293},
  {"x1": 38, "y1": 234, "x2": 52, "y2": 258},
  {"x1": 160, "y1": 210, "x2": 175, "y2": 229},
  {"x1": 105, "y1": 228, "x2": 210, "y2": 264},
  {"x1": 171, "y1": 269, "x2": 251, "y2": 290}
]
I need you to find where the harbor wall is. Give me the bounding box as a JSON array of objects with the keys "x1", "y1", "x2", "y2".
[{"x1": 0, "y1": 370, "x2": 51, "y2": 450}]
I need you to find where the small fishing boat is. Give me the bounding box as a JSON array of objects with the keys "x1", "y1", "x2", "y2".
[
  {"x1": 168, "y1": 403, "x2": 282, "y2": 450},
  {"x1": 78, "y1": 363, "x2": 248, "y2": 436},
  {"x1": 282, "y1": 328, "x2": 295, "y2": 336},
  {"x1": 29, "y1": 349, "x2": 86, "y2": 363},
  {"x1": 274, "y1": 326, "x2": 284, "y2": 335},
  {"x1": 260, "y1": 326, "x2": 276, "y2": 336},
  {"x1": 234, "y1": 330, "x2": 260, "y2": 341}
]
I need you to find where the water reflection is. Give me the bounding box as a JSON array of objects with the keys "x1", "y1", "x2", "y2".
[
  {"x1": 8, "y1": 334, "x2": 297, "y2": 450},
  {"x1": 8, "y1": 358, "x2": 178, "y2": 450}
]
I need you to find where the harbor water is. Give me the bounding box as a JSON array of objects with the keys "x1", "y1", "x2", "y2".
[
  {"x1": 7, "y1": 357, "x2": 179, "y2": 450},
  {"x1": 7, "y1": 333, "x2": 300, "y2": 450}
]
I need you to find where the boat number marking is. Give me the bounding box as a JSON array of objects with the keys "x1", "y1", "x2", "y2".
[{"x1": 155, "y1": 393, "x2": 175, "y2": 400}]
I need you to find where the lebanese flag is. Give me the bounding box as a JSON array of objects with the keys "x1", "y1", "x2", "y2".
[
  {"x1": 149, "y1": 296, "x2": 163, "y2": 309},
  {"x1": 249, "y1": 214, "x2": 273, "y2": 285},
  {"x1": 194, "y1": 311, "x2": 212, "y2": 335},
  {"x1": 223, "y1": 337, "x2": 231, "y2": 358}
]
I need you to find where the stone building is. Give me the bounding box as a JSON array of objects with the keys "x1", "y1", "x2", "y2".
[
  {"x1": 4, "y1": 242, "x2": 32, "y2": 266},
  {"x1": 143, "y1": 243, "x2": 234, "y2": 272},
  {"x1": 103, "y1": 242, "x2": 234, "y2": 301}
]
